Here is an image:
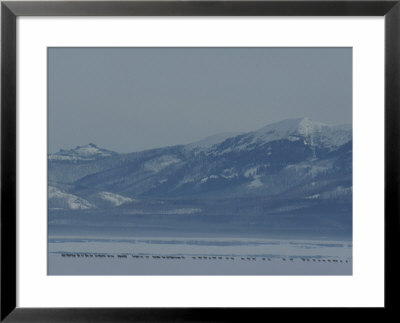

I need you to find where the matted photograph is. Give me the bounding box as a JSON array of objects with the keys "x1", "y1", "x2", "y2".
[{"x1": 47, "y1": 47, "x2": 352, "y2": 275}]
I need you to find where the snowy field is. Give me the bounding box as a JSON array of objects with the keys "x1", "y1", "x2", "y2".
[{"x1": 48, "y1": 237, "x2": 352, "y2": 275}]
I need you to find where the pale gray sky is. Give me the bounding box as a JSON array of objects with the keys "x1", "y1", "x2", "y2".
[{"x1": 48, "y1": 47, "x2": 352, "y2": 153}]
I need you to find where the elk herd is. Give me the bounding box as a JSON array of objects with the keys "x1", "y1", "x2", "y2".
[{"x1": 59, "y1": 253, "x2": 349, "y2": 264}]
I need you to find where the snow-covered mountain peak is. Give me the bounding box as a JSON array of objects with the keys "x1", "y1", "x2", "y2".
[
  {"x1": 255, "y1": 117, "x2": 325, "y2": 136},
  {"x1": 297, "y1": 117, "x2": 326, "y2": 134},
  {"x1": 72, "y1": 143, "x2": 109, "y2": 156},
  {"x1": 49, "y1": 143, "x2": 117, "y2": 161},
  {"x1": 253, "y1": 117, "x2": 351, "y2": 148},
  {"x1": 206, "y1": 118, "x2": 351, "y2": 156}
]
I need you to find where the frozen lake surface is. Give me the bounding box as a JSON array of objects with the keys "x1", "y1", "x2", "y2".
[{"x1": 48, "y1": 236, "x2": 352, "y2": 275}]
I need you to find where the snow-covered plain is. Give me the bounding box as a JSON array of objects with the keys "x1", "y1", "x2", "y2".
[{"x1": 48, "y1": 237, "x2": 352, "y2": 275}]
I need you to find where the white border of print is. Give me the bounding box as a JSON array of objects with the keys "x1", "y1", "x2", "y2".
[{"x1": 17, "y1": 17, "x2": 384, "y2": 307}]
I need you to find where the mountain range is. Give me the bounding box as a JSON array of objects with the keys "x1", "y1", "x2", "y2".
[{"x1": 48, "y1": 118, "x2": 352, "y2": 239}]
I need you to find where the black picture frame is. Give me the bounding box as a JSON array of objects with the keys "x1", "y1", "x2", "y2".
[{"x1": 1, "y1": 0, "x2": 399, "y2": 321}]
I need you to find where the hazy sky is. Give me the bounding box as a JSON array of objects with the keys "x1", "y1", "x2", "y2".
[{"x1": 48, "y1": 47, "x2": 352, "y2": 153}]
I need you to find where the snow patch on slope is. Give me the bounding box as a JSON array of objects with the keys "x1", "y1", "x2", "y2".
[
  {"x1": 176, "y1": 176, "x2": 195, "y2": 188},
  {"x1": 200, "y1": 175, "x2": 219, "y2": 184},
  {"x1": 244, "y1": 167, "x2": 259, "y2": 178},
  {"x1": 49, "y1": 186, "x2": 94, "y2": 210},
  {"x1": 144, "y1": 155, "x2": 181, "y2": 173},
  {"x1": 248, "y1": 176, "x2": 263, "y2": 188},
  {"x1": 321, "y1": 186, "x2": 352, "y2": 199},
  {"x1": 98, "y1": 192, "x2": 134, "y2": 207}
]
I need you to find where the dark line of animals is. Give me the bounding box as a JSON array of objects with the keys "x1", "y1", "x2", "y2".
[{"x1": 59, "y1": 253, "x2": 350, "y2": 263}]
